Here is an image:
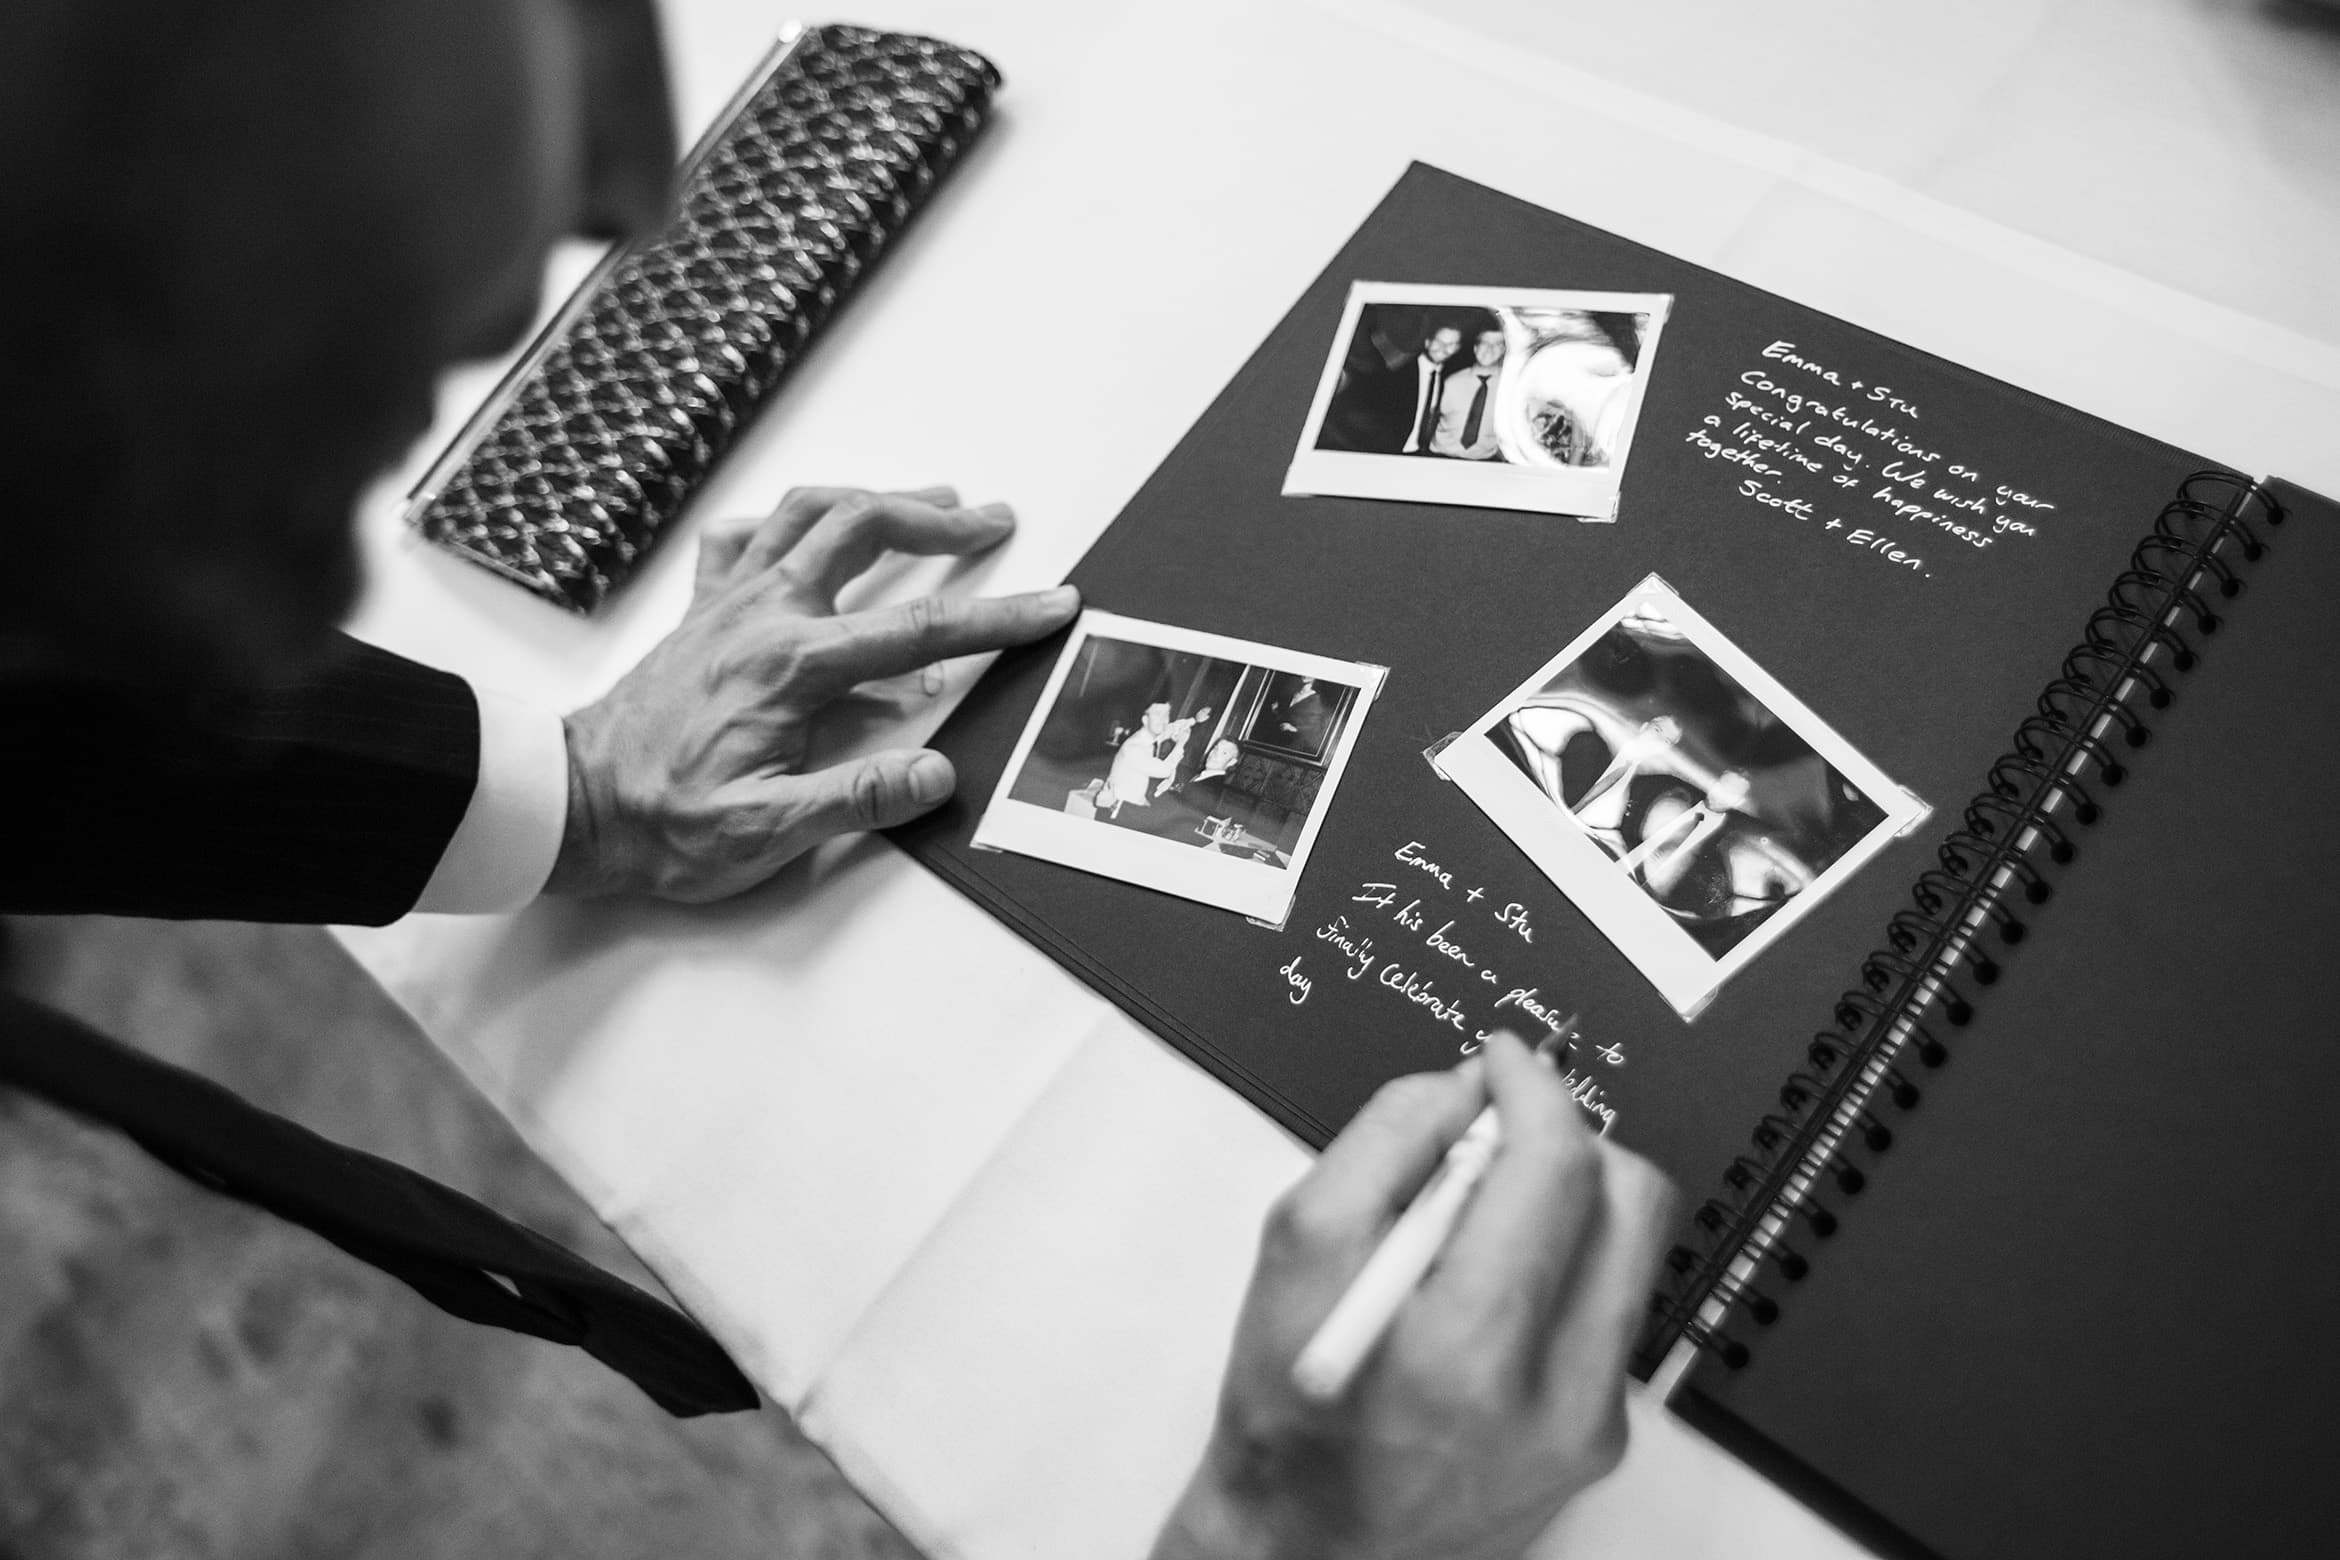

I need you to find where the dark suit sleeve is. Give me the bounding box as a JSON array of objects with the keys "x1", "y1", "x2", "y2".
[
  {"x1": 0, "y1": 652, "x2": 761, "y2": 1417},
  {"x1": 2, "y1": 632, "x2": 480, "y2": 926}
]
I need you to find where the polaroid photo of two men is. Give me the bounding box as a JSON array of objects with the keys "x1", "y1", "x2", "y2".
[{"x1": 1285, "y1": 282, "x2": 1673, "y2": 520}]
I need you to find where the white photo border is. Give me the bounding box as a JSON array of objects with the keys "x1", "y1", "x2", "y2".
[
  {"x1": 973, "y1": 610, "x2": 1388, "y2": 926},
  {"x1": 1284, "y1": 281, "x2": 1674, "y2": 520},
  {"x1": 1435, "y1": 574, "x2": 1929, "y2": 1017}
]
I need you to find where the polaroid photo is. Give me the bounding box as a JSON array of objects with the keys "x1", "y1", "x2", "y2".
[
  {"x1": 1284, "y1": 282, "x2": 1673, "y2": 520},
  {"x1": 1435, "y1": 575, "x2": 1928, "y2": 1017},
  {"x1": 973, "y1": 611, "x2": 1387, "y2": 925}
]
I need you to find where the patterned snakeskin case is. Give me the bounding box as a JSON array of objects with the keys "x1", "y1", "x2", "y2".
[{"x1": 409, "y1": 25, "x2": 1000, "y2": 613}]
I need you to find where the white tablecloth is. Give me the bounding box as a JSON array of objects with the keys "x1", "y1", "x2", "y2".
[{"x1": 336, "y1": 4, "x2": 2340, "y2": 1556}]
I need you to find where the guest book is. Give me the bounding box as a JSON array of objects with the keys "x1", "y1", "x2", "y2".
[{"x1": 895, "y1": 162, "x2": 2339, "y2": 1559}]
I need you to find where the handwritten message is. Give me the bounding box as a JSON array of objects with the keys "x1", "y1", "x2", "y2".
[
  {"x1": 1682, "y1": 340, "x2": 2061, "y2": 581},
  {"x1": 1275, "y1": 838, "x2": 1624, "y2": 1132}
]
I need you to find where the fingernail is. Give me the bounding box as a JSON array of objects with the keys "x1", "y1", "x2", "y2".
[
  {"x1": 1042, "y1": 585, "x2": 1080, "y2": 611},
  {"x1": 908, "y1": 752, "x2": 954, "y2": 805},
  {"x1": 976, "y1": 501, "x2": 1015, "y2": 522},
  {"x1": 913, "y1": 484, "x2": 959, "y2": 503}
]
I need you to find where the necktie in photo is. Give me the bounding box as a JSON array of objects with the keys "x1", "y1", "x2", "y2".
[
  {"x1": 1414, "y1": 363, "x2": 1441, "y2": 449},
  {"x1": 1461, "y1": 373, "x2": 1492, "y2": 449}
]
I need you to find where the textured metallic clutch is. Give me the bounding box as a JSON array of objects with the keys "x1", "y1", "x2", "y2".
[{"x1": 408, "y1": 24, "x2": 1001, "y2": 613}]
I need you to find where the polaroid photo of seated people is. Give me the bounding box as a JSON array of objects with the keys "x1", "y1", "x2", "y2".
[
  {"x1": 1435, "y1": 575, "x2": 1928, "y2": 1017},
  {"x1": 1284, "y1": 282, "x2": 1673, "y2": 520},
  {"x1": 973, "y1": 611, "x2": 1386, "y2": 925}
]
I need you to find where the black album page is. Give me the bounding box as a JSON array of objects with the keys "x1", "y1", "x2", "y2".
[
  {"x1": 895, "y1": 164, "x2": 2213, "y2": 1262},
  {"x1": 1674, "y1": 485, "x2": 2340, "y2": 1560}
]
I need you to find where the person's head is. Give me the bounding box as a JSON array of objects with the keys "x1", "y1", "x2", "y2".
[
  {"x1": 1, "y1": 0, "x2": 675, "y2": 699},
  {"x1": 1422, "y1": 326, "x2": 1462, "y2": 365},
  {"x1": 1471, "y1": 329, "x2": 1506, "y2": 370},
  {"x1": 1143, "y1": 701, "x2": 1171, "y2": 734},
  {"x1": 1205, "y1": 739, "x2": 1240, "y2": 772}
]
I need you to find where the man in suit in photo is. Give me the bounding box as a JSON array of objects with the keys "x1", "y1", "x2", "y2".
[
  {"x1": 1160, "y1": 704, "x2": 1217, "y2": 792},
  {"x1": 1430, "y1": 326, "x2": 1509, "y2": 461},
  {"x1": 1260, "y1": 674, "x2": 1336, "y2": 758},
  {"x1": 1109, "y1": 737, "x2": 1282, "y2": 859},
  {"x1": 1105, "y1": 701, "x2": 1180, "y2": 813},
  {"x1": 1127, "y1": 737, "x2": 1243, "y2": 833},
  {"x1": 1180, "y1": 738, "x2": 1245, "y2": 813},
  {"x1": 3, "y1": 1, "x2": 1672, "y2": 1550},
  {"x1": 1320, "y1": 321, "x2": 1461, "y2": 454}
]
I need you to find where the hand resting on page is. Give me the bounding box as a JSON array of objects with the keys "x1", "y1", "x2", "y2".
[
  {"x1": 547, "y1": 486, "x2": 1081, "y2": 901},
  {"x1": 1152, "y1": 1030, "x2": 1676, "y2": 1560}
]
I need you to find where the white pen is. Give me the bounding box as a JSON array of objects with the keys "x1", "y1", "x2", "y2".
[{"x1": 1290, "y1": 1020, "x2": 1577, "y2": 1403}]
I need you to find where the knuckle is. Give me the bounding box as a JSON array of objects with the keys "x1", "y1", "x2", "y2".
[
  {"x1": 1259, "y1": 1182, "x2": 1348, "y2": 1264},
  {"x1": 849, "y1": 763, "x2": 896, "y2": 827},
  {"x1": 705, "y1": 513, "x2": 759, "y2": 548},
  {"x1": 760, "y1": 636, "x2": 816, "y2": 690},
  {"x1": 830, "y1": 490, "x2": 883, "y2": 528},
  {"x1": 768, "y1": 559, "x2": 818, "y2": 598},
  {"x1": 898, "y1": 592, "x2": 948, "y2": 645},
  {"x1": 710, "y1": 805, "x2": 776, "y2": 862},
  {"x1": 1546, "y1": 1124, "x2": 1605, "y2": 1185},
  {"x1": 1207, "y1": 1395, "x2": 1285, "y2": 1482},
  {"x1": 1576, "y1": 1402, "x2": 1631, "y2": 1483},
  {"x1": 1518, "y1": 1117, "x2": 1605, "y2": 1202}
]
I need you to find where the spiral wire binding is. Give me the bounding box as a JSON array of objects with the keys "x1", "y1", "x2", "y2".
[{"x1": 1636, "y1": 471, "x2": 2286, "y2": 1378}]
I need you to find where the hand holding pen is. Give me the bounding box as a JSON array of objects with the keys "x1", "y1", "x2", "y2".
[
  {"x1": 1290, "y1": 1020, "x2": 1581, "y2": 1403},
  {"x1": 1150, "y1": 1030, "x2": 1676, "y2": 1560}
]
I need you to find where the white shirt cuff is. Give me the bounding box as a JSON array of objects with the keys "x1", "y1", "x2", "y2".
[{"x1": 412, "y1": 684, "x2": 569, "y2": 914}]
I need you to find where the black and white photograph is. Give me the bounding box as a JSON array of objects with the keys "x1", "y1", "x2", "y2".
[
  {"x1": 1284, "y1": 281, "x2": 1673, "y2": 519},
  {"x1": 1436, "y1": 576, "x2": 1927, "y2": 1016},
  {"x1": 974, "y1": 611, "x2": 1385, "y2": 923}
]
